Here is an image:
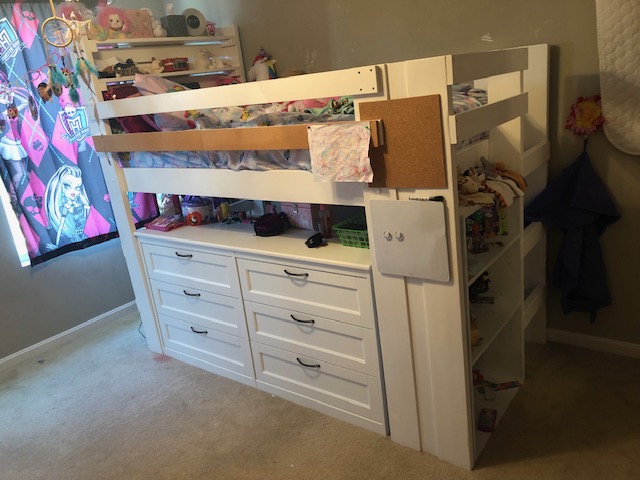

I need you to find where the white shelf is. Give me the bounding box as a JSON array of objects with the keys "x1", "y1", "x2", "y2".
[
  {"x1": 470, "y1": 298, "x2": 520, "y2": 365},
  {"x1": 467, "y1": 230, "x2": 520, "y2": 284},
  {"x1": 135, "y1": 223, "x2": 372, "y2": 271},
  {"x1": 93, "y1": 35, "x2": 237, "y2": 48},
  {"x1": 99, "y1": 66, "x2": 242, "y2": 88},
  {"x1": 522, "y1": 221, "x2": 544, "y2": 258},
  {"x1": 473, "y1": 382, "x2": 520, "y2": 459},
  {"x1": 523, "y1": 283, "x2": 545, "y2": 329}
]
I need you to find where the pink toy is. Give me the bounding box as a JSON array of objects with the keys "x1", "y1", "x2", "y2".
[{"x1": 95, "y1": 6, "x2": 130, "y2": 39}]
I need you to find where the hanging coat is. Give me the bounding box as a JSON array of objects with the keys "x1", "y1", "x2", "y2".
[{"x1": 525, "y1": 150, "x2": 620, "y2": 322}]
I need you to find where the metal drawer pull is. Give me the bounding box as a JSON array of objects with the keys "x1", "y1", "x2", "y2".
[
  {"x1": 284, "y1": 269, "x2": 309, "y2": 278},
  {"x1": 183, "y1": 290, "x2": 201, "y2": 297},
  {"x1": 190, "y1": 326, "x2": 208, "y2": 334},
  {"x1": 296, "y1": 357, "x2": 321, "y2": 369},
  {"x1": 175, "y1": 252, "x2": 193, "y2": 258},
  {"x1": 291, "y1": 315, "x2": 315, "y2": 324}
]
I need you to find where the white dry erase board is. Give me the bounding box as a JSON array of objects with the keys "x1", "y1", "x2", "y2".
[{"x1": 369, "y1": 199, "x2": 450, "y2": 282}]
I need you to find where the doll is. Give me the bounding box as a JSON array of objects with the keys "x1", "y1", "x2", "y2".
[{"x1": 94, "y1": 6, "x2": 130, "y2": 40}]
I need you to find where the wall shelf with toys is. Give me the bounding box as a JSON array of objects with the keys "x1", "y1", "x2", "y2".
[{"x1": 81, "y1": 25, "x2": 246, "y2": 92}]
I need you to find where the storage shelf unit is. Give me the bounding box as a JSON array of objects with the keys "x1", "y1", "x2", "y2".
[{"x1": 81, "y1": 25, "x2": 246, "y2": 92}]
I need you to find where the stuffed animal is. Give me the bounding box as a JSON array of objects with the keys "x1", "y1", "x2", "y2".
[
  {"x1": 247, "y1": 48, "x2": 277, "y2": 82},
  {"x1": 94, "y1": 6, "x2": 130, "y2": 40},
  {"x1": 141, "y1": 7, "x2": 167, "y2": 37},
  {"x1": 138, "y1": 58, "x2": 164, "y2": 75},
  {"x1": 195, "y1": 49, "x2": 211, "y2": 70}
]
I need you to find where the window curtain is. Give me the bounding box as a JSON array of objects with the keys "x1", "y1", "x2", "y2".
[{"x1": 0, "y1": 2, "x2": 157, "y2": 266}]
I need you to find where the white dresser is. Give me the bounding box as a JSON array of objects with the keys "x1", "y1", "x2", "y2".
[{"x1": 137, "y1": 224, "x2": 387, "y2": 434}]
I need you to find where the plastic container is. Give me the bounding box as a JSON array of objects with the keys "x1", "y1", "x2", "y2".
[
  {"x1": 332, "y1": 214, "x2": 369, "y2": 249},
  {"x1": 180, "y1": 196, "x2": 213, "y2": 226}
]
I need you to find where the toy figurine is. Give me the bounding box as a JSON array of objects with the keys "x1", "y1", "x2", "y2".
[{"x1": 247, "y1": 48, "x2": 277, "y2": 81}]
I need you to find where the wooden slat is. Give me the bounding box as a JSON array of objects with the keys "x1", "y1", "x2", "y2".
[
  {"x1": 96, "y1": 66, "x2": 382, "y2": 119},
  {"x1": 522, "y1": 141, "x2": 550, "y2": 177},
  {"x1": 92, "y1": 130, "x2": 203, "y2": 152},
  {"x1": 123, "y1": 168, "x2": 366, "y2": 206},
  {"x1": 449, "y1": 93, "x2": 528, "y2": 145},
  {"x1": 446, "y1": 48, "x2": 528, "y2": 84},
  {"x1": 92, "y1": 121, "x2": 381, "y2": 153}
]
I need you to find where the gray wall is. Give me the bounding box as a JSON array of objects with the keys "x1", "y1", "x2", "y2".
[
  {"x1": 0, "y1": 0, "x2": 168, "y2": 360},
  {"x1": 0, "y1": 204, "x2": 134, "y2": 359},
  {"x1": 166, "y1": 0, "x2": 639, "y2": 344}
]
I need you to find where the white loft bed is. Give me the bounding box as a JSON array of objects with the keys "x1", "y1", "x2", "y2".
[{"x1": 85, "y1": 44, "x2": 549, "y2": 469}]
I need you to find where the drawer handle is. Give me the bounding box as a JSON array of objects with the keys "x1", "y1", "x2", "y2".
[
  {"x1": 284, "y1": 269, "x2": 309, "y2": 278},
  {"x1": 190, "y1": 326, "x2": 208, "y2": 334},
  {"x1": 183, "y1": 290, "x2": 201, "y2": 297},
  {"x1": 175, "y1": 252, "x2": 193, "y2": 258},
  {"x1": 291, "y1": 315, "x2": 315, "y2": 325},
  {"x1": 296, "y1": 357, "x2": 321, "y2": 369}
]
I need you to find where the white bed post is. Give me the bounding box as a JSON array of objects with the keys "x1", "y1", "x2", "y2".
[
  {"x1": 354, "y1": 66, "x2": 422, "y2": 450},
  {"x1": 83, "y1": 100, "x2": 163, "y2": 353}
]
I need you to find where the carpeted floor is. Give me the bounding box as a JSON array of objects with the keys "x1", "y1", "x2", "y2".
[{"x1": 1, "y1": 311, "x2": 639, "y2": 480}]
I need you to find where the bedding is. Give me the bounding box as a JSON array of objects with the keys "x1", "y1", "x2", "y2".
[{"x1": 110, "y1": 76, "x2": 489, "y2": 171}]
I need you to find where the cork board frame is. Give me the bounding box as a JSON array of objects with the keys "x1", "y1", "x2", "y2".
[{"x1": 359, "y1": 95, "x2": 446, "y2": 189}]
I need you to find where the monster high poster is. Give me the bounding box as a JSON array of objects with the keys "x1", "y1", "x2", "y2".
[{"x1": 0, "y1": 3, "x2": 157, "y2": 266}]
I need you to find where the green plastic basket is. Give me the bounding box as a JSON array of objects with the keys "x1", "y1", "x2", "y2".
[{"x1": 332, "y1": 215, "x2": 369, "y2": 249}]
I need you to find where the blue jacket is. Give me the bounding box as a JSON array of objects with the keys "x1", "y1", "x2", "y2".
[{"x1": 525, "y1": 150, "x2": 620, "y2": 322}]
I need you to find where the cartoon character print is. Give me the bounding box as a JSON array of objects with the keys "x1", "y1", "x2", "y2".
[
  {"x1": 44, "y1": 165, "x2": 90, "y2": 247},
  {"x1": 0, "y1": 100, "x2": 28, "y2": 207}
]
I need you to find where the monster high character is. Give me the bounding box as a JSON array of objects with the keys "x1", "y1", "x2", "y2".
[
  {"x1": 0, "y1": 103, "x2": 28, "y2": 206},
  {"x1": 44, "y1": 165, "x2": 90, "y2": 247}
]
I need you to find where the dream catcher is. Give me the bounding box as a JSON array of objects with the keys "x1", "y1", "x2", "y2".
[
  {"x1": 40, "y1": 1, "x2": 99, "y2": 102},
  {"x1": 41, "y1": 0, "x2": 73, "y2": 48}
]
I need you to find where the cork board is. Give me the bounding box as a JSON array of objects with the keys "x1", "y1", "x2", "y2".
[{"x1": 359, "y1": 95, "x2": 446, "y2": 188}]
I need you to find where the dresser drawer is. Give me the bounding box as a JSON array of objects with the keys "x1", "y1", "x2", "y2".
[
  {"x1": 251, "y1": 342, "x2": 385, "y2": 431},
  {"x1": 151, "y1": 280, "x2": 247, "y2": 338},
  {"x1": 237, "y1": 258, "x2": 374, "y2": 328},
  {"x1": 245, "y1": 302, "x2": 379, "y2": 375},
  {"x1": 159, "y1": 314, "x2": 254, "y2": 383},
  {"x1": 141, "y1": 242, "x2": 240, "y2": 297}
]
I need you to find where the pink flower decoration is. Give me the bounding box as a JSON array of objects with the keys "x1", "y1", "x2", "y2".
[{"x1": 565, "y1": 95, "x2": 605, "y2": 136}]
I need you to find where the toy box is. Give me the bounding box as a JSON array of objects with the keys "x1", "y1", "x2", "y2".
[
  {"x1": 160, "y1": 14, "x2": 188, "y2": 37},
  {"x1": 161, "y1": 57, "x2": 189, "y2": 72}
]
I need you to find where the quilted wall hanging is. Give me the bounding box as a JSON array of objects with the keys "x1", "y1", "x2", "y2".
[{"x1": 595, "y1": 0, "x2": 640, "y2": 155}]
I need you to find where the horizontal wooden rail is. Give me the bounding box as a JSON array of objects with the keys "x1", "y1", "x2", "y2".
[
  {"x1": 449, "y1": 93, "x2": 528, "y2": 145},
  {"x1": 96, "y1": 66, "x2": 382, "y2": 119},
  {"x1": 92, "y1": 120, "x2": 382, "y2": 153},
  {"x1": 446, "y1": 47, "x2": 529, "y2": 85}
]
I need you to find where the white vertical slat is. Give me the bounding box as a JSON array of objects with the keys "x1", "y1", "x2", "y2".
[{"x1": 358, "y1": 62, "x2": 422, "y2": 451}]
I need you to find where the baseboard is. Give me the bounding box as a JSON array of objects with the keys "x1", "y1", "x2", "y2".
[
  {"x1": 0, "y1": 302, "x2": 137, "y2": 372},
  {"x1": 547, "y1": 328, "x2": 640, "y2": 359}
]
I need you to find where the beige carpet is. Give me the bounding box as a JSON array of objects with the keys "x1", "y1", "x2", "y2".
[{"x1": 1, "y1": 311, "x2": 639, "y2": 480}]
